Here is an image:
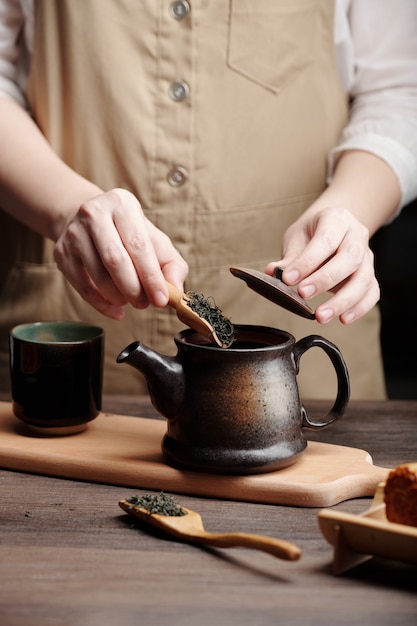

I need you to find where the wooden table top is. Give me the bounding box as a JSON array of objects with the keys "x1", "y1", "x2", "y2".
[{"x1": 1, "y1": 394, "x2": 416, "y2": 626}]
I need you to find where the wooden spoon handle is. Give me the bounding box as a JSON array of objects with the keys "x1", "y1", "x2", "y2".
[
  {"x1": 193, "y1": 531, "x2": 301, "y2": 561},
  {"x1": 166, "y1": 282, "x2": 188, "y2": 307}
]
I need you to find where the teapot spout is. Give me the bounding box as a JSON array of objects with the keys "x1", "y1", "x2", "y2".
[{"x1": 116, "y1": 341, "x2": 184, "y2": 420}]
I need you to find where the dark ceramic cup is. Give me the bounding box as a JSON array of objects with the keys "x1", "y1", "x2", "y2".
[{"x1": 9, "y1": 321, "x2": 104, "y2": 435}]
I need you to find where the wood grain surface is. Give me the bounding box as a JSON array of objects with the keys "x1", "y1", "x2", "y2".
[
  {"x1": 0, "y1": 401, "x2": 390, "y2": 507},
  {"x1": 1, "y1": 396, "x2": 416, "y2": 626}
]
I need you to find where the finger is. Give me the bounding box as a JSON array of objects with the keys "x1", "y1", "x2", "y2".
[
  {"x1": 282, "y1": 208, "x2": 367, "y2": 285},
  {"x1": 265, "y1": 261, "x2": 288, "y2": 276},
  {"x1": 54, "y1": 246, "x2": 126, "y2": 320},
  {"x1": 283, "y1": 233, "x2": 345, "y2": 287},
  {"x1": 339, "y1": 280, "x2": 380, "y2": 324},
  {"x1": 82, "y1": 191, "x2": 168, "y2": 308},
  {"x1": 89, "y1": 216, "x2": 152, "y2": 307},
  {"x1": 315, "y1": 264, "x2": 380, "y2": 324},
  {"x1": 297, "y1": 236, "x2": 367, "y2": 300},
  {"x1": 56, "y1": 203, "x2": 135, "y2": 308},
  {"x1": 116, "y1": 223, "x2": 168, "y2": 307},
  {"x1": 146, "y1": 218, "x2": 189, "y2": 288}
]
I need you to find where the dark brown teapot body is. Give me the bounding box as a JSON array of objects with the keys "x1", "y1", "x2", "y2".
[{"x1": 117, "y1": 325, "x2": 349, "y2": 474}]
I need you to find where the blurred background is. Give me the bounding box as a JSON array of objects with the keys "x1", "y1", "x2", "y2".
[{"x1": 371, "y1": 197, "x2": 417, "y2": 399}]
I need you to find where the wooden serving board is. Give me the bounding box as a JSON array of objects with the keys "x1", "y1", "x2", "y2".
[{"x1": 0, "y1": 402, "x2": 390, "y2": 507}]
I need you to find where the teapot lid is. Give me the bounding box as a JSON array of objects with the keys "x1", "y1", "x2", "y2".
[{"x1": 229, "y1": 266, "x2": 315, "y2": 320}]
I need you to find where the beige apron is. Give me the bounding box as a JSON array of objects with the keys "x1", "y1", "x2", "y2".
[{"x1": 0, "y1": 0, "x2": 386, "y2": 399}]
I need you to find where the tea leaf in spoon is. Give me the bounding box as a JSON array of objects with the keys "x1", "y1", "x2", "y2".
[
  {"x1": 185, "y1": 291, "x2": 236, "y2": 347},
  {"x1": 126, "y1": 492, "x2": 187, "y2": 517}
]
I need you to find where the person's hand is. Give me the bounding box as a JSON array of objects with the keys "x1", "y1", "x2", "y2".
[
  {"x1": 265, "y1": 206, "x2": 380, "y2": 324},
  {"x1": 54, "y1": 188, "x2": 188, "y2": 319}
]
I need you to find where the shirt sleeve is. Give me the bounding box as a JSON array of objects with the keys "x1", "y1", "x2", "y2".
[
  {"x1": 330, "y1": 0, "x2": 417, "y2": 212},
  {"x1": 0, "y1": 0, "x2": 30, "y2": 108}
]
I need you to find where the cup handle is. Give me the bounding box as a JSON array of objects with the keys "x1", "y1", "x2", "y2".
[{"x1": 292, "y1": 335, "x2": 350, "y2": 430}]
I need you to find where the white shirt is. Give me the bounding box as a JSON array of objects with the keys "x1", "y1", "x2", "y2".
[{"x1": 1, "y1": 0, "x2": 417, "y2": 210}]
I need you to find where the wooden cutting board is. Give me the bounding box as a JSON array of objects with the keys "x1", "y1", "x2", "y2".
[{"x1": 0, "y1": 402, "x2": 390, "y2": 507}]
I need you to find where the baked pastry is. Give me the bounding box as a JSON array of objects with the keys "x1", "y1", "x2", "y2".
[{"x1": 384, "y1": 463, "x2": 417, "y2": 527}]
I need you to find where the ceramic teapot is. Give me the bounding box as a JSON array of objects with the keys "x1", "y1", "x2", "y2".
[{"x1": 117, "y1": 324, "x2": 350, "y2": 474}]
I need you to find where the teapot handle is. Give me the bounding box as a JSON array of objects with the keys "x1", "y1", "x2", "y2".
[{"x1": 292, "y1": 335, "x2": 350, "y2": 430}]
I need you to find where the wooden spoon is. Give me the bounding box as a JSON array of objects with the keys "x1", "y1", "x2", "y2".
[
  {"x1": 166, "y1": 282, "x2": 233, "y2": 348},
  {"x1": 119, "y1": 499, "x2": 301, "y2": 561}
]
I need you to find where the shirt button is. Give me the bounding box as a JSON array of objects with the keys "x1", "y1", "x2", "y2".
[
  {"x1": 169, "y1": 1, "x2": 190, "y2": 20},
  {"x1": 167, "y1": 166, "x2": 188, "y2": 187},
  {"x1": 169, "y1": 81, "x2": 190, "y2": 102}
]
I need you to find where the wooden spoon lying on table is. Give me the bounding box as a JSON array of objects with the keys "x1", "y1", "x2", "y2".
[
  {"x1": 166, "y1": 282, "x2": 234, "y2": 348},
  {"x1": 119, "y1": 499, "x2": 301, "y2": 561}
]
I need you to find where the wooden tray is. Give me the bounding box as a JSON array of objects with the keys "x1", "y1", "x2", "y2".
[
  {"x1": 0, "y1": 402, "x2": 390, "y2": 507},
  {"x1": 318, "y1": 483, "x2": 417, "y2": 573}
]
